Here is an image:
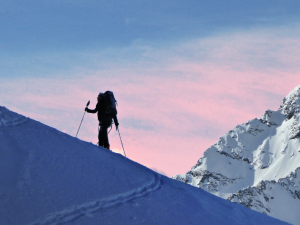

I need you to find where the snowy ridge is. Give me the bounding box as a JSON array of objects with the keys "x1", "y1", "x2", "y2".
[
  {"x1": 228, "y1": 167, "x2": 300, "y2": 222},
  {"x1": 176, "y1": 169, "x2": 243, "y2": 193},
  {"x1": 173, "y1": 85, "x2": 300, "y2": 225},
  {"x1": 30, "y1": 173, "x2": 162, "y2": 225},
  {"x1": 0, "y1": 106, "x2": 289, "y2": 225},
  {"x1": 279, "y1": 85, "x2": 300, "y2": 118},
  {"x1": 0, "y1": 106, "x2": 28, "y2": 127}
]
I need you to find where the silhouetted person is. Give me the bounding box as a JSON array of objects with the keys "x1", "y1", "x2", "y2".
[{"x1": 85, "y1": 93, "x2": 119, "y2": 149}]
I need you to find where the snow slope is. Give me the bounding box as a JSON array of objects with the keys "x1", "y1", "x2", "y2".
[
  {"x1": 173, "y1": 85, "x2": 300, "y2": 225},
  {"x1": 0, "y1": 106, "x2": 288, "y2": 225}
]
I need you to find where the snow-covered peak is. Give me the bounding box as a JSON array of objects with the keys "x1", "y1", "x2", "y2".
[
  {"x1": 279, "y1": 85, "x2": 300, "y2": 118},
  {"x1": 173, "y1": 85, "x2": 300, "y2": 224},
  {"x1": 0, "y1": 106, "x2": 27, "y2": 127}
]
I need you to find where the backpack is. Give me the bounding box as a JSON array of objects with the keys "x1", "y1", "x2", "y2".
[{"x1": 102, "y1": 91, "x2": 117, "y2": 115}]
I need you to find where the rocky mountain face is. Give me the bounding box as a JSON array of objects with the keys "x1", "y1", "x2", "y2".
[{"x1": 172, "y1": 85, "x2": 300, "y2": 225}]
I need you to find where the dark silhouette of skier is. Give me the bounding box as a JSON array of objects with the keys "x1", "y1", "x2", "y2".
[{"x1": 85, "y1": 93, "x2": 119, "y2": 149}]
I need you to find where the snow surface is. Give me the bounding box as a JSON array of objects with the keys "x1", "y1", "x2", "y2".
[
  {"x1": 0, "y1": 106, "x2": 288, "y2": 225},
  {"x1": 0, "y1": 107, "x2": 27, "y2": 127},
  {"x1": 173, "y1": 85, "x2": 300, "y2": 225}
]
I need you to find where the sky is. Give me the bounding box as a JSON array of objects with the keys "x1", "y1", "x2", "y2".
[{"x1": 1, "y1": 0, "x2": 300, "y2": 176}]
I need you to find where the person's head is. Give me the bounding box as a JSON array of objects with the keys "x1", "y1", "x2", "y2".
[{"x1": 97, "y1": 93, "x2": 103, "y2": 101}]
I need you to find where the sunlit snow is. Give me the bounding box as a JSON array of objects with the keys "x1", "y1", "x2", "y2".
[{"x1": 173, "y1": 85, "x2": 300, "y2": 225}]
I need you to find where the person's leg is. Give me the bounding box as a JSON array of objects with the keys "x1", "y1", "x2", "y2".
[
  {"x1": 102, "y1": 126, "x2": 110, "y2": 149},
  {"x1": 99, "y1": 126, "x2": 110, "y2": 149},
  {"x1": 98, "y1": 126, "x2": 104, "y2": 147}
]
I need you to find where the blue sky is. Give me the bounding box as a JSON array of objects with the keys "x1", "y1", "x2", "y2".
[
  {"x1": 2, "y1": 0, "x2": 299, "y2": 52},
  {"x1": 1, "y1": 0, "x2": 300, "y2": 176},
  {"x1": 1, "y1": 0, "x2": 300, "y2": 77}
]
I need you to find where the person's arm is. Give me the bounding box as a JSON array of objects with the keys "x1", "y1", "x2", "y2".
[
  {"x1": 113, "y1": 114, "x2": 119, "y2": 130},
  {"x1": 85, "y1": 103, "x2": 98, "y2": 113}
]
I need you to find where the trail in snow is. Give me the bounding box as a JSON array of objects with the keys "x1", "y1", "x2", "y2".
[{"x1": 29, "y1": 173, "x2": 162, "y2": 225}]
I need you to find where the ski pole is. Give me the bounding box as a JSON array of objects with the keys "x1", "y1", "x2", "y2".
[
  {"x1": 76, "y1": 101, "x2": 90, "y2": 138},
  {"x1": 117, "y1": 127, "x2": 126, "y2": 157}
]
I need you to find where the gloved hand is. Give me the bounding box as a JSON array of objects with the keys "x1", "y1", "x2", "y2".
[
  {"x1": 115, "y1": 121, "x2": 119, "y2": 130},
  {"x1": 85, "y1": 107, "x2": 88, "y2": 111}
]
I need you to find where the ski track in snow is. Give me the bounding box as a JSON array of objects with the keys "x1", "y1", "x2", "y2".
[{"x1": 29, "y1": 173, "x2": 162, "y2": 225}]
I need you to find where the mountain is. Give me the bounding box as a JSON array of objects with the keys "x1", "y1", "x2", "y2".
[
  {"x1": 0, "y1": 106, "x2": 289, "y2": 225},
  {"x1": 172, "y1": 85, "x2": 300, "y2": 225}
]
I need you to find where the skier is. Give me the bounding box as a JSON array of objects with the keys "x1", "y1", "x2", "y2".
[{"x1": 85, "y1": 92, "x2": 119, "y2": 149}]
